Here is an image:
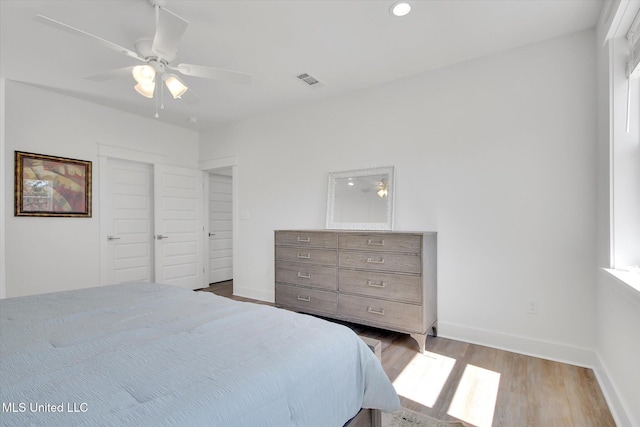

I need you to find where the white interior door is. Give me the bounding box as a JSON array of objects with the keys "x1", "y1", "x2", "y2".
[
  {"x1": 208, "y1": 172, "x2": 233, "y2": 283},
  {"x1": 154, "y1": 164, "x2": 205, "y2": 290},
  {"x1": 103, "y1": 158, "x2": 154, "y2": 285}
]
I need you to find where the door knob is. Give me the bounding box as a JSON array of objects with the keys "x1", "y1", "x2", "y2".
[
  {"x1": 209, "y1": 232, "x2": 216, "y2": 237},
  {"x1": 156, "y1": 235, "x2": 169, "y2": 240},
  {"x1": 107, "y1": 236, "x2": 121, "y2": 241}
]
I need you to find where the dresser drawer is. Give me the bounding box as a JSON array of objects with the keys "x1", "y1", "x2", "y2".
[
  {"x1": 338, "y1": 294, "x2": 423, "y2": 332},
  {"x1": 276, "y1": 247, "x2": 337, "y2": 266},
  {"x1": 276, "y1": 284, "x2": 337, "y2": 316},
  {"x1": 276, "y1": 262, "x2": 337, "y2": 291},
  {"x1": 339, "y1": 251, "x2": 420, "y2": 274},
  {"x1": 276, "y1": 231, "x2": 337, "y2": 248},
  {"x1": 339, "y1": 234, "x2": 421, "y2": 253},
  {"x1": 339, "y1": 269, "x2": 421, "y2": 303}
]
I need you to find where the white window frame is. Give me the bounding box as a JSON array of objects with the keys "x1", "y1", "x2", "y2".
[{"x1": 601, "y1": 0, "x2": 640, "y2": 291}]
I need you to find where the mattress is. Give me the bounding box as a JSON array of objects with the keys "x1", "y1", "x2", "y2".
[{"x1": 0, "y1": 282, "x2": 399, "y2": 426}]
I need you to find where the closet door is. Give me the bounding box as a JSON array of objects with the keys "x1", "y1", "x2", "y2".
[
  {"x1": 154, "y1": 164, "x2": 205, "y2": 290},
  {"x1": 102, "y1": 158, "x2": 154, "y2": 285}
]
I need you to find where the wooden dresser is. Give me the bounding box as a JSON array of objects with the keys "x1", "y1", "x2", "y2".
[{"x1": 275, "y1": 230, "x2": 437, "y2": 353}]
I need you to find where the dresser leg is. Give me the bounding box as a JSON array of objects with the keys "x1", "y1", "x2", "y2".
[{"x1": 409, "y1": 333, "x2": 426, "y2": 354}]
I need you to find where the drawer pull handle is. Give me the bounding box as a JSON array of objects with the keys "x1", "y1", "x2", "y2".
[
  {"x1": 297, "y1": 237, "x2": 311, "y2": 242},
  {"x1": 297, "y1": 296, "x2": 311, "y2": 302},
  {"x1": 367, "y1": 280, "x2": 386, "y2": 288},
  {"x1": 366, "y1": 257, "x2": 385, "y2": 264},
  {"x1": 297, "y1": 253, "x2": 311, "y2": 259},
  {"x1": 297, "y1": 272, "x2": 311, "y2": 279},
  {"x1": 367, "y1": 307, "x2": 385, "y2": 316},
  {"x1": 367, "y1": 239, "x2": 385, "y2": 246}
]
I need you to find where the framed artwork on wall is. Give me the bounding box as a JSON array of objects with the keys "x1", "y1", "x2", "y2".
[{"x1": 14, "y1": 151, "x2": 92, "y2": 217}]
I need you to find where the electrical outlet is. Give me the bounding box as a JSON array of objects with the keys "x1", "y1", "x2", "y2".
[{"x1": 527, "y1": 299, "x2": 539, "y2": 315}]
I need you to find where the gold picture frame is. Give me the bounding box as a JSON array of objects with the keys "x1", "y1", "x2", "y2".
[{"x1": 15, "y1": 151, "x2": 92, "y2": 217}]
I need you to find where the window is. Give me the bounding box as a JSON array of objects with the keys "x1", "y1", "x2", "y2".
[
  {"x1": 611, "y1": 37, "x2": 640, "y2": 271},
  {"x1": 603, "y1": 2, "x2": 640, "y2": 288}
]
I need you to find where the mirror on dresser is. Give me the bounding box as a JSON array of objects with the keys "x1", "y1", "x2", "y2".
[{"x1": 326, "y1": 166, "x2": 395, "y2": 230}]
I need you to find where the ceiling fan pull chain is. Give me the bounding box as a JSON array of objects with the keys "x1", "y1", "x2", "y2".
[
  {"x1": 160, "y1": 75, "x2": 165, "y2": 110},
  {"x1": 155, "y1": 79, "x2": 160, "y2": 118}
]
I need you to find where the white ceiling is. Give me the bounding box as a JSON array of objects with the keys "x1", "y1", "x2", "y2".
[{"x1": 0, "y1": 0, "x2": 603, "y2": 132}]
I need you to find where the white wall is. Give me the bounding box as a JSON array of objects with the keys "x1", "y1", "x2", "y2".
[
  {"x1": 3, "y1": 81, "x2": 199, "y2": 298},
  {"x1": 200, "y1": 30, "x2": 598, "y2": 365},
  {"x1": 595, "y1": 272, "x2": 640, "y2": 427}
]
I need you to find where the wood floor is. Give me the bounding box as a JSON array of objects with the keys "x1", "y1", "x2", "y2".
[{"x1": 198, "y1": 281, "x2": 615, "y2": 427}]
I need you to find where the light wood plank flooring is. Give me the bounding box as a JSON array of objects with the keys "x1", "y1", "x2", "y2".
[{"x1": 198, "y1": 281, "x2": 615, "y2": 427}]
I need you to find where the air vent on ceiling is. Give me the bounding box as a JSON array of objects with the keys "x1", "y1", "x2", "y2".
[{"x1": 297, "y1": 73, "x2": 321, "y2": 86}]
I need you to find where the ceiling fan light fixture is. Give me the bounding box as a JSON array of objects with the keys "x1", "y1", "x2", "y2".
[
  {"x1": 134, "y1": 82, "x2": 155, "y2": 98},
  {"x1": 33, "y1": 7, "x2": 252, "y2": 119},
  {"x1": 164, "y1": 74, "x2": 188, "y2": 99},
  {"x1": 132, "y1": 64, "x2": 156, "y2": 84}
]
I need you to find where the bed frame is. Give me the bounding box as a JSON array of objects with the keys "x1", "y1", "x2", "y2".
[{"x1": 344, "y1": 336, "x2": 384, "y2": 427}]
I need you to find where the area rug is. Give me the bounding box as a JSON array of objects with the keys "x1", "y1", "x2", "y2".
[{"x1": 382, "y1": 408, "x2": 470, "y2": 427}]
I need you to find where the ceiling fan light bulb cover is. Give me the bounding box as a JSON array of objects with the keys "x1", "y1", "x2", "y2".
[
  {"x1": 165, "y1": 75, "x2": 188, "y2": 98},
  {"x1": 132, "y1": 65, "x2": 156, "y2": 84},
  {"x1": 134, "y1": 82, "x2": 155, "y2": 98}
]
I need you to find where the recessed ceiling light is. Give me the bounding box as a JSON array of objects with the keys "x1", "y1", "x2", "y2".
[{"x1": 390, "y1": 1, "x2": 412, "y2": 17}]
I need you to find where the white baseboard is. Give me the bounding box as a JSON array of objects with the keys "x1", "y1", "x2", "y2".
[
  {"x1": 233, "y1": 285, "x2": 274, "y2": 303},
  {"x1": 438, "y1": 321, "x2": 595, "y2": 368},
  {"x1": 438, "y1": 322, "x2": 638, "y2": 425},
  {"x1": 593, "y1": 352, "x2": 634, "y2": 427}
]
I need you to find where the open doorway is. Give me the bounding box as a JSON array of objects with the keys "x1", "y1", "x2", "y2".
[{"x1": 207, "y1": 167, "x2": 233, "y2": 285}]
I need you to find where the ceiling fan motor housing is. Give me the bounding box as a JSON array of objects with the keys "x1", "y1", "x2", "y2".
[{"x1": 135, "y1": 39, "x2": 177, "y2": 64}]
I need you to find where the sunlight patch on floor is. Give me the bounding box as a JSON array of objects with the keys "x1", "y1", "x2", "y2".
[
  {"x1": 392, "y1": 351, "x2": 456, "y2": 408},
  {"x1": 447, "y1": 364, "x2": 500, "y2": 427}
]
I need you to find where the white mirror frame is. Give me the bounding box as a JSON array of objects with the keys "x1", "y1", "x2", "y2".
[{"x1": 326, "y1": 166, "x2": 395, "y2": 230}]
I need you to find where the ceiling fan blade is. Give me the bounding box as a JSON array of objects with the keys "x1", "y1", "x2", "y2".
[
  {"x1": 173, "y1": 64, "x2": 252, "y2": 85},
  {"x1": 85, "y1": 66, "x2": 134, "y2": 82},
  {"x1": 180, "y1": 88, "x2": 199, "y2": 105},
  {"x1": 151, "y1": 7, "x2": 188, "y2": 60},
  {"x1": 34, "y1": 14, "x2": 145, "y2": 62}
]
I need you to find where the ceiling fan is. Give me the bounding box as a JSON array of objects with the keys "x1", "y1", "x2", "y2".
[{"x1": 34, "y1": 0, "x2": 252, "y2": 117}]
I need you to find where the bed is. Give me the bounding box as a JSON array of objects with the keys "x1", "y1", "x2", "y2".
[{"x1": 0, "y1": 282, "x2": 400, "y2": 426}]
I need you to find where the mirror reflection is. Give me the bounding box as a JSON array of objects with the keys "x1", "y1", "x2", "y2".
[{"x1": 333, "y1": 175, "x2": 388, "y2": 223}]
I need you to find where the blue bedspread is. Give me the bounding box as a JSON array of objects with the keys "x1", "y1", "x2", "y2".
[{"x1": 0, "y1": 283, "x2": 399, "y2": 426}]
